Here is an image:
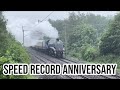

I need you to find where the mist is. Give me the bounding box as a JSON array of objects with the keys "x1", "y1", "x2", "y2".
[
  {"x1": 6, "y1": 17, "x2": 59, "y2": 46},
  {"x1": 4, "y1": 11, "x2": 117, "y2": 47}
]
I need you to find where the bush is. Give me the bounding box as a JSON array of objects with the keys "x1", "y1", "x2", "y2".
[
  {"x1": 0, "y1": 43, "x2": 30, "y2": 79},
  {"x1": 81, "y1": 44, "x2": 99, "y2": 61},
  {"x1": 0, "y1": 56, "x2": 29, "y2": 79},
  {"x1": 69, "y1": 49, "x2": 80, "y2": 58},
  {"x1": 7, "y1": 39, "x2": 30, "y2": 63},
  {"x1": 0, "y1": 37, "x2": 30, "y2": 79}
]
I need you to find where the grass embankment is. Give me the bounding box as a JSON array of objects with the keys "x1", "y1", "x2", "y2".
[
  {"x1": 0, "y1": 38, "x2": 35, "y2": 79},
  {"x1": 0, "y1": 11, "x2": 35, "y2": 79}
]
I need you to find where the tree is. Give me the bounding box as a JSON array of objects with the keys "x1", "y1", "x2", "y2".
[
  {"x1": 0, "y1": 11, "x2": 8, "y2": 55},
  {"x1": 48, "y1": 12, "x2": 110, "y2": 58},
  {"x1": 99, "y1": 13, "x2": 120, "y2": 55},
  {"x1": 0, "y1": 12, "x2": 30, "y2": 79},
  {"x1": 68, "y1": 23, "x2": 97, "y2": 52}
]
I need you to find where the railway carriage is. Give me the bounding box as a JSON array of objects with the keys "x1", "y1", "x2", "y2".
[{"x1": 32, "y1": 38, "x2": 65, "y2": 58}]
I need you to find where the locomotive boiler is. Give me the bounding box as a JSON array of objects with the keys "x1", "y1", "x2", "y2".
[{"x1": 33, "y1": 38, "x2": 65, "y2": 58}]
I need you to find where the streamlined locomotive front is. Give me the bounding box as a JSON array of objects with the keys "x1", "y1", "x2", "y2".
[{"x1": 46, "y1": 39, "x2": 65, "y2": 58}]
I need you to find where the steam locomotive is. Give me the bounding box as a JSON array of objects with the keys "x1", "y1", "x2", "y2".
[{"x1": 32, "y1": 38, "x2": 65, "y2": 58}]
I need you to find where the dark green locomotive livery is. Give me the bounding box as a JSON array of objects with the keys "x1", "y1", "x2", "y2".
[
  {"x1": 46, "y1": 38, "x2": 65, "y2": 58},
  {"x1": 33, "y1": 38, "x2": 65, "y2": 58}
]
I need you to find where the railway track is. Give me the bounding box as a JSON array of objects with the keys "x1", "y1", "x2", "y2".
[
  {"x1": 27, "y1": 47, "x2": 120, "y2": 79},
  {"x1": 61, "y1": 57, "x2": 120, "y2": 79},
  {"x1": 28, "y1": 48, "x2": 76, "y2": 79},
  {"x1": 28, "y1": 47, "x2": 89, "y2": 79}
]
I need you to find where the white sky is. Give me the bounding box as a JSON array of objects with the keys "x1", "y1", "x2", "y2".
[
  {"x1": 2, "y1": 11, "x2": 118, "y2": 46},
  {"x1": 3, "y1": 11, "x2": 118, "y2": 22}
]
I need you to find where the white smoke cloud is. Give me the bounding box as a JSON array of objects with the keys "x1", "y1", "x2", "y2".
[
  {"x1": 31, "y1": 21, "x2": 59, "y2": 39},
  {"x1": 6, "y1": 17, "x2": 59, "y2": 46}
]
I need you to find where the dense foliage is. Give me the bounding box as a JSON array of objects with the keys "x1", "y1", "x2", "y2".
[
  {"x1": 100, "y1": 13, "x2": 120, "y2": 55},
  {"x1": 49, "y1": 11, "x2": 120, "y2": 69},
  {"x1": 49, "y1": 12, "x2": 110, "y2": 61},
  {"x1": 0, "y1": 12, "x2": 30, "y2": 79}
]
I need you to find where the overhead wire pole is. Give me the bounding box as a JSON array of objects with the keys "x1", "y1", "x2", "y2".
[
  {"x1": 22, "y1": 26, "x2": 24, "y2": 46},
  {"x1": 64, "y1": 11, "x2": 69, "y2": 57},
  {"x1": 22, "y1": 26, "x2": 30, "y2": 46},
  {"x1": 64, "y1": 22, "x2": 67, "y2": 56}
]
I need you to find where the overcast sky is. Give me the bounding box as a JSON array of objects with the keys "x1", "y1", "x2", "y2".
[
  {"x1": 2, "y1": 11, "x2": 118, "y2": 46},
  {"x1": 3, "y1": 11, "x2": 118, "y2": 22}
]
